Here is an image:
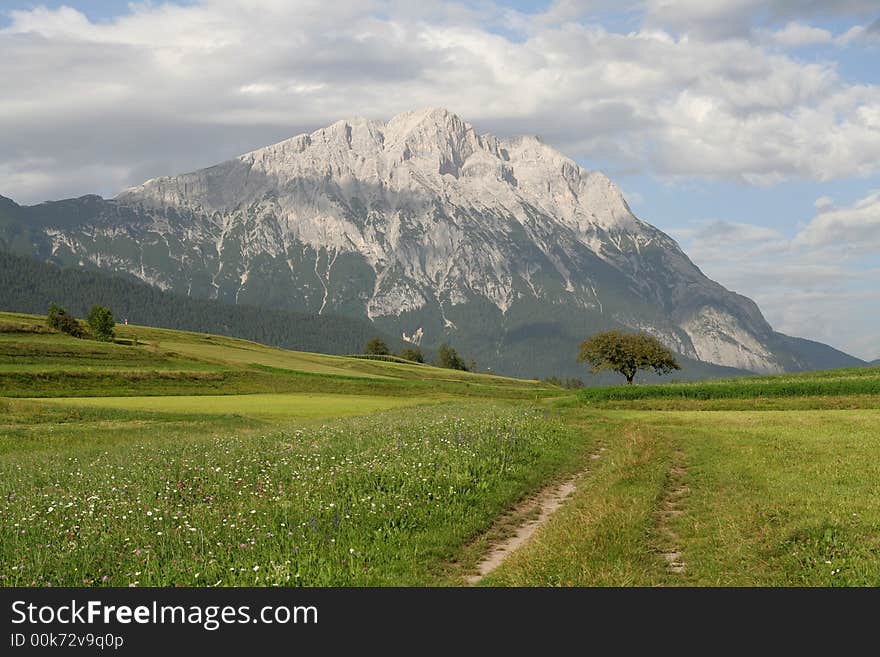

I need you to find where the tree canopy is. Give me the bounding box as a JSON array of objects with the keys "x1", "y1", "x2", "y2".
[
  {"x1": 363, "y1": 337, "x2": 391, "y2": 356},
  {"x1": 577, "y1": 330, "x2": 680, "y2": 385},
  {"x1": 437, "y1": 343, "x2": 468, "y2": 371},
  {"x1": 87, "y1": 305, "x2": 115, "y2": 342},
  {"x1": 399, "y1": 346, "x2": 424, "y2": 363}
]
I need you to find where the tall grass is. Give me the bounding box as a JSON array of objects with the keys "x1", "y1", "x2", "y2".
[{"x1": 578, "y1": 370, "x2": 880, "y2": 402}]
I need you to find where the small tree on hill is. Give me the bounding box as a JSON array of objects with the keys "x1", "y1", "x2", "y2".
[
  {"x1": 577, "y1": 330, "x2": 680, "y2": 385},
  {"x1": 363, "y1": 337, "x2": 390, "y2": 356},
  {"x1": 399, "y1": 346, "x2": 425, "y2": 363},
  {"x1": 87, "y1": 305, "x2": 115, "y2": 342},
  {"x1": 46, "y1": 303, "x2": 84, "y2": 338},
  {"x1": 437, "y1": 343, "x2": 468, "y2": 371}
]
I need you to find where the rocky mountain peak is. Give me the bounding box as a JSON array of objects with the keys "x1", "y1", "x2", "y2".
[
  {"x1": 27, "y1": 108, "x2": 863, "y2": 377},
  {"x1": 383, "y1": 107, "x2": 479, "y2": 174},
  {"x1": 119, "y1": 107, "x2": 642, "y2": 233}
]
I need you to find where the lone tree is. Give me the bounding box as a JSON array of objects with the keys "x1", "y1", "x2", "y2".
[
  {"x1": 363, "y1": 337, "x2": 391, "y2": 356},
  {"x1": 87, "y1": 305, "x2": 115, "y2": 342},
  {"x1": 577, "y1": 330, "x2": 680, "y2": 385},
  {"x1": 399, "y1": 346, "x2": 425, "y2": 363},
  {"x1": 437, "y1": 343, "x2": 468, "y2": 371}
]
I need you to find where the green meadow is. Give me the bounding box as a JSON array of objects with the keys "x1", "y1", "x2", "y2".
[{"x1": 1, "y1": 310, "x2": 878, "y2": 586}]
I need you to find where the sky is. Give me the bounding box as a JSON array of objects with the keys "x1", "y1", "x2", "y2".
[{"x1": 1, "y1": 1, "x2": 878, "y2": 360}]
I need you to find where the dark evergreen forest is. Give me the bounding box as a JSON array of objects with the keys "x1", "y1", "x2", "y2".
[{"x1": 0, "y1": 250, "x2": 403, "y2": 355}]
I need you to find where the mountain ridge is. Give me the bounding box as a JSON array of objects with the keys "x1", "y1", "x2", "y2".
[{"x1": 0, "y1": 108, "x2": 866, "y2": 378}]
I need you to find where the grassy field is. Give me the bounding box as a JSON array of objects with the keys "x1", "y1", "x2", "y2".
[
  {"x1": 0, "y1": 312, "x2": 557, "y2": 399},
  {"x1": 482, "y1": 407, "x2": 880, "y2": 586},
  {"x1": 1, "y1": 310, "x2": 878, "y2": 586}
]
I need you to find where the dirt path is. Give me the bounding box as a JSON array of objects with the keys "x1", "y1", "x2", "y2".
[
  {"x1": 465, "y1": 446, "x2": 605, "y2": 584},
  {"x1": 655, "y1": 451, "x2": 689, "y2": 574}
]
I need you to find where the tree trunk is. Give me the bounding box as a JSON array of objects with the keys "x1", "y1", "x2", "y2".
[{"x1": 625, "y1": 374, "x2": 634, "y2": 385}]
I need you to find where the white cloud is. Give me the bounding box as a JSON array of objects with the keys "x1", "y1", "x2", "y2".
[
  {"x1": 535, "y1": 0, "x2": 640, "y2": 25},
  {"x1": 0, "y1": 1, "x2": 879, "y2": 202},
  {"x1": 642, "y1": 0, "x2": 879, "y2": 39},
  {"x1": 692, "y1": 219, "x2": 785, "y2": 244},
  {"x1": 643, "y1": 0, "x2": 763, "y2": 39},
  {"x1": 837, "y1": 19, "x2": 880, "y2": 46},
  {"x1": 618, "y1": 186, "x2": 645, "y2": 207},
  {"x1": 770, "y1": 21, "x2": 832, "y2": 47},
  {"x1": 814, "y1": 195, "x2": 834, "y2": 210},
  {"x1": 795, "y1": 189, "x2": 880, "y2": 251}
]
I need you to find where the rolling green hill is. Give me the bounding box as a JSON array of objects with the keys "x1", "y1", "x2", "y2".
[{"x1": 0, "y1": 310, "x2": 553, "y2": 399}]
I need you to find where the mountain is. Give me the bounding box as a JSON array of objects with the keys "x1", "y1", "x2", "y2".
[
  {"x1": 0, "y1": 107, "x2": 865, "y2": 379},
  {"x1": 0, "y1": 250, "x2": 403, "y2": 357},
  {"x1": 0, "y1": 250, "x2": 751, "y2": 383}
]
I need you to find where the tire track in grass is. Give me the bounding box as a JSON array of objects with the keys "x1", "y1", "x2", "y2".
[
  {"x1": 655, "y1": 450, "x2": 689, "y2": 574},
  {"x1": 465, "y1": 445, "x2": 606, "y2": 585}
]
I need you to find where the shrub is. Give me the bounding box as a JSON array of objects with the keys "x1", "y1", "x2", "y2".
[{"x1": 46, "y1": 303, "x2": 84, "y2": 338}]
